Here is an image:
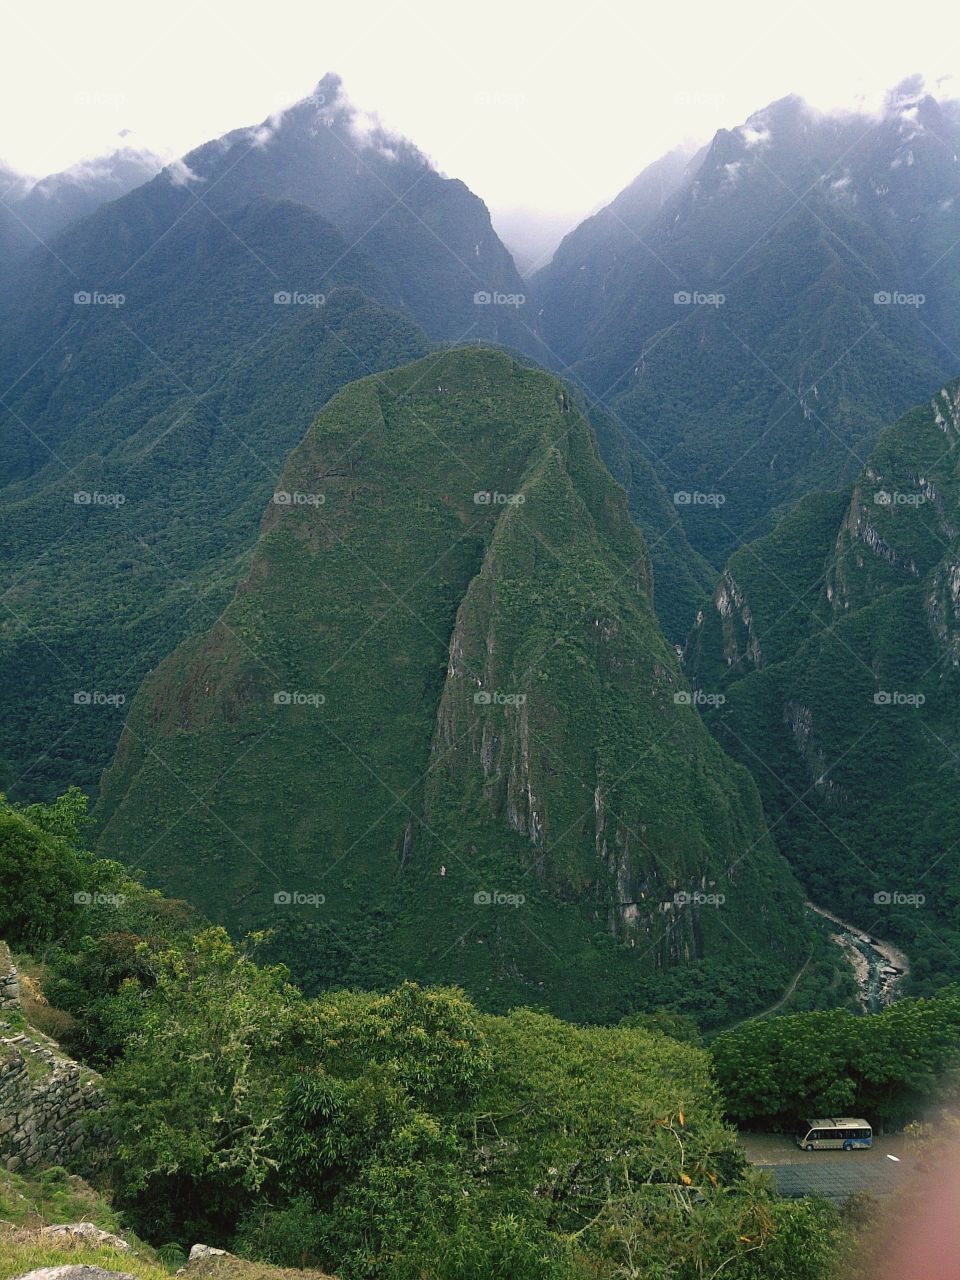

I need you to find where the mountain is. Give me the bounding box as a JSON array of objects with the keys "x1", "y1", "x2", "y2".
[
  {"x1": 686, "y1": 378, "x2": 960, "y2": 992},
  {"x1": 533, "y1": 142, "x2": 702, "y2": 361},
  {"x1": 0, "y1": 145, "x2": 162, "y2": 260},
  {"x1": 94, "y1": 347, "x2": 809, "y2": 1024},
  {"x1": 533, "y1": 82, "x2": 960, "y2": 568},
  {"x1": 0, "y1": 161, "x2": 33, "y2": 273},
  {"x1": 0, "y1": 73, "x2": 539, "y2": 800}
]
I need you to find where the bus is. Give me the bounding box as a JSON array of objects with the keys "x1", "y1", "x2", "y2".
[{"x1": 795, "y1": 1118, "x2": 872, "y2": 1151}]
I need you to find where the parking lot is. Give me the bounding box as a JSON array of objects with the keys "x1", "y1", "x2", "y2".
[{"x1": 741, "y1": 1131, "x2": 917, "y2": 1200}]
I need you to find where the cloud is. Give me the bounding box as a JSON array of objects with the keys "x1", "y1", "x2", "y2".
[{"x1": 164, "y1": 156, "x2": 202, "y2": 187}]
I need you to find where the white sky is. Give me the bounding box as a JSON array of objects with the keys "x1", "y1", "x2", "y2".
[{"x1": 3, "y1": 0, "x2": 958, "y2": 233}]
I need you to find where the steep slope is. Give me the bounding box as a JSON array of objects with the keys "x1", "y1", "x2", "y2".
[
  {"x1": 0, "y1": 74, "x2": 529, "y2": 378},
  {"x1": 534, "y1": 84, "x2": 960, "y2": 563},
  {"x1": 0, "y1": 145, "x2": 162, "y2": 260},
  {"x1": 687, "y1": 379, "x2": 960, "y2": 992},
  {"x1": 0, "y1": 72, "x2": 537, "y2": 799},
  {"x1": 533, "y1": 143, "x2": 702, "y2": 363},
  {"x1": 587, "y1": 401, "x2": 716, "y2": 644},
  {"x1": 0, "y1": 162, "x2": 33, "y2": 276},
  {"x1": 0, "y1": 269, "x2": 428, "y2": 799},
  {"x1": 96, "y1": 348, "x2": 808, "y2": 1024}
]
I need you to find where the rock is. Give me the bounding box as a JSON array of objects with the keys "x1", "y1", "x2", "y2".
[
  {"x1": 40, "y1": 1224, "x2": 131, "y2": 1251},
  {"x1": 11, "y1": 1268, "x2": 138, "y2": 1280},
  {"x1": 188, "y1": 1246, "x2": 229, "y2": 1262}
]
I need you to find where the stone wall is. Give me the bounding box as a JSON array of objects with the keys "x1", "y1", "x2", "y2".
[
  {"x1": 0, "y1": 942, "x2": 19, "y2": 1010},
  {"x1": 0, "y1": 943, "x2": 106, "y2": 1172}
]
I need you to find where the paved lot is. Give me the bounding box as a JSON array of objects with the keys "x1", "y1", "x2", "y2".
[{"x1": 741, "y1": 1132, "x2": 916, "y2": 1200}]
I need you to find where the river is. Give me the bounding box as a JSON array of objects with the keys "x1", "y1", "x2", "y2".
[{"x1": 806, "y1": 902, "x2": 910, "y2": 1013}]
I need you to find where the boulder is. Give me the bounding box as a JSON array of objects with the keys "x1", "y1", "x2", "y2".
[
  {"x1": 11, "y1": 1267, "x2": 138, "y2": 1280},
  {"x1": 39, "y1": 1224, "x2": 130, "y2": 1251}
]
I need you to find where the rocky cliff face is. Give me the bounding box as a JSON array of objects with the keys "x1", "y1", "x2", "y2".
[
  {"x1": 685, "y1": 380, "x2": 960, "y2": 989},
  {"x1": 95, "y1": 349, "x2": 808, "y2": 1021}
]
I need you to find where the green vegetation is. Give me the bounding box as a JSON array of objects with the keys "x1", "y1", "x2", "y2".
[
  {"x1": 711, "y1": 989, "x2": 960, "y2": 1129},
  {"x1": 689, "y1": 381, "x2": 960, "y2": 989},
  {"x1": 533, "y1": 94, "x2": 960, "y2": 565},
  {"x1": 0, "y1": 1165, "x2": 123, "y2": 1232},
  {"x1": 102, "y1": 929, "x2": 846, "y2": 1279},
  {"x1": 94, "y1": 348, "x2": 809, "y2": 1024},
  {"x1": 0, "y1": 797, "x2": 849, "y2": 1279}
]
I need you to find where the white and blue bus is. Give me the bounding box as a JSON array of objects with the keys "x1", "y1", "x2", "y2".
[{"x1": 795, "y1": 1118, "x2": 873, "y2": 1151}]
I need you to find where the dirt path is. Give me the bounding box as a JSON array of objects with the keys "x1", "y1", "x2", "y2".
[{"x1": 717, "y1": 952, "x2": 813, "y2": 1033}]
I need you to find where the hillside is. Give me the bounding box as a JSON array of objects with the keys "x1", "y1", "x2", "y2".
[
  {"x1": 0, "y1": 74, "x2": 544, "y2": 801},
  {"x1": 0, "y1": 147, "x2": 162, "y2": 266},
  {"x1": 95, "y1": 348, "x2": 808, "y2": 1023},
  {"x1": 687, "y1": 379, "x2": 960, "y2": 990},
  {"x1": 533, "y1": 84, "x2": 960, "y2": 564}
]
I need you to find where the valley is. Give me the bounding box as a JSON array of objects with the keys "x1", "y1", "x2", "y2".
[
  {"x1": 808, "y1": 902, "x2": 909, "y2": 1013},
  {"x1": 1, "y1": 41, "x2": 959, "y2": 1280}
]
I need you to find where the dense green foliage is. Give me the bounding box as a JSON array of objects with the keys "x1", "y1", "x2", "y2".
[
  {"x1": 94, "y1": 348, "x2": 809, "y2": 1024},
  {"x1": 103, "y1": 928, "x2": 846, "y2": 1279},
  {"x1": 711, "y1": 990, "x2": 960, "y2": 1129},
  {"x1": 12, "y1": 786, "x2": 960, "y2": 1279},
  {"x1": 0, "y1": 73, "x2": 536, "y2": 801},
  {"x1": 689, "y1": 381, "x2": 960, "y2": 989}
]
